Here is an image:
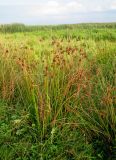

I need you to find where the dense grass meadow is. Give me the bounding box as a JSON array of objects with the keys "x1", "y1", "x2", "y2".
[{"x1": 0, "y1": 23, "x2": 116, "y2": 160}]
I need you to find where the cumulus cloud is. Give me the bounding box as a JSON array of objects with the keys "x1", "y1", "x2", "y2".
[
  {"x1": 28, "y1": 1, "x2": 86, "y2": 17},
  {"x1": 27, "y1": 0, "x2": 116, "y2": 17}
]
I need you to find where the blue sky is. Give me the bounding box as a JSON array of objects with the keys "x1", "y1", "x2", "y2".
[{"x1": 0, "y1": 0, "x2": 116, "y2": 25}]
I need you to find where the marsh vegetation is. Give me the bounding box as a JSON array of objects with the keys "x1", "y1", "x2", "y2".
[{"x1": 0, "y1": 23, "x2": 116, "y2": 160}]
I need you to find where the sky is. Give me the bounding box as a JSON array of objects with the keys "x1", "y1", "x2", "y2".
[{"x1": 0, "y1": 0, "x2": 116, "y2": 25}]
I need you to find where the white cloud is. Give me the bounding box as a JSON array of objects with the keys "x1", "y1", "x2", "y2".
[
  {"x1": 28, "y1": 0, "x2": 86, "y2": 17},
  {"x1": 110, "y1": 1, "x2": 116, "y2": 9},
  {"x1": 66, "y1": 1, "x2": 83, "y2": 9},
  {"x1": 27, "y1": 0, "x2": 116, "y2": 17},
  {"x1": 47, "y1": 1, "x2": 59, "y2": 7},
  {"x1": 66, "y1": 1, "x2": 85, "y2": 12}
]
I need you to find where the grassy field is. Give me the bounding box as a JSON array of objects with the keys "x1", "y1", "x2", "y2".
[{"x1": 0, "y1": 23, "x2": 116, "y2": 160}]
